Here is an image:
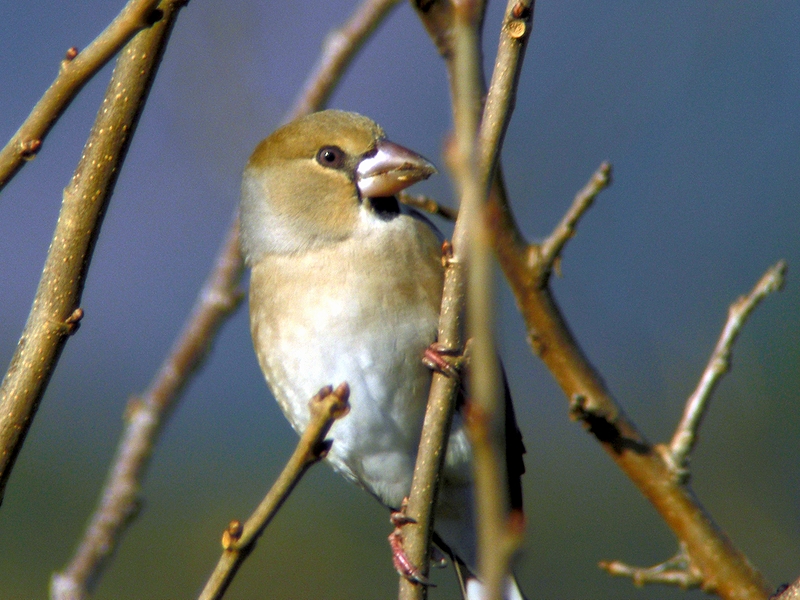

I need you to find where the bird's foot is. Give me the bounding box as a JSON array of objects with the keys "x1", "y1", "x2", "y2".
[
  {"x1": 422, "y1": 342, "x2": 468, "y2": 381},
  {"x1": 389, "y1": 529, "x2": 431, "y2": 584},
  {"x1": 389, "y1": 499, "x2": 433, "y2": 586}
]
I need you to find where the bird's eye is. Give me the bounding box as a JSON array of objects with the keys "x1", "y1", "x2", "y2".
[{"x1": 316, "y1": 146, "x2": 345, "y2": 169}]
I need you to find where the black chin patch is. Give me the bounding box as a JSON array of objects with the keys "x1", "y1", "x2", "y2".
[{"x1": 367, "y1": 196, "x2": 401, "y2": 219}]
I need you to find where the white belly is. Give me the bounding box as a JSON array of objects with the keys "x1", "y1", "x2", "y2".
[
  {"x1": 269, "y1": 295, "x2": 435, "y2": 505},
  {"x1": 249, "y1": 216, "x2": 444, "y2": 507}
]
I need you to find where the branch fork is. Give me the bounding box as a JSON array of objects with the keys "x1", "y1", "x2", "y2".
[
  {"x1": 532, "y1": 161, "x2": 612, "y2": 285},
  {"x1": 600, "y1": 543, "x2": 704, "y2": 589},
  {"x1": 595, "y1": 260, "x2": 785, "y2": 592},
  {"x1": 0, "y1": 0, "x2": 164, "y2": 191}
]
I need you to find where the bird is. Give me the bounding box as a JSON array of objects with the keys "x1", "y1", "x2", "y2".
[{"x1": 240, "y1": 109, "x2": 526, "y2": 599}]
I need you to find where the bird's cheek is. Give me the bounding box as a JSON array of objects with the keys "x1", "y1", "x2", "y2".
[{"x1": 292, "y1": 172, "x2": 361, "y2": 241}]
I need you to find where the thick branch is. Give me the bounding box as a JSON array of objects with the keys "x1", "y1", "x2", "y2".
[
  {"x1": 0, "y1": 0, "x2": 184, "y2": 508},
  {"x1": 0, "y1": 0, "x2": 162, "y2": 192},
  {"x1": 492, "y1": 163, "x2": 773, "y2": 598},
  {"x1": 197, "y1": 384, "x2": 350, "y2": 600},
  {"x1": 666, "y1": 260, "x2": 786, "y2": 477},
  {"x1": 54, "y1": 0, "x2": 402, "y2": 595}
]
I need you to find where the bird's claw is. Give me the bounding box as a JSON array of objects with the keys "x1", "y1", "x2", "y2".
[
  {"x1": 390, "y1": 511, "x2": 416, "y2": 528},
  {"x1": 389, "y1": 498, "x2": 434, "y2": 586},
  {"x1": 422, "y1": 342, "x2": 466, "y2": 380},
  {"x1": 389, "y1": 529, "x2": 432, "y2": 585}
]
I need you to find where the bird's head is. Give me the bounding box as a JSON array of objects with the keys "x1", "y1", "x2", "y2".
[{"x1": 240, "y1": 110, "x2": 436, "y2": 262}]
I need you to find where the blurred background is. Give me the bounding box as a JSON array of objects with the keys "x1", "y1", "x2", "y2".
[{"x1": 0, "y1": 1, "x2": 798, "y2": 598}]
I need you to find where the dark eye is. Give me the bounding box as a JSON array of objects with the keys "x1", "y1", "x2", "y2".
[{"x1": 316, "y1": 146, "x2": 345, "y2": 168}]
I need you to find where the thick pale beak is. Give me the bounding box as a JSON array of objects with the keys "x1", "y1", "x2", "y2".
[{"x1": 356, "y1": 139, "x2": 437, "y2": 198}]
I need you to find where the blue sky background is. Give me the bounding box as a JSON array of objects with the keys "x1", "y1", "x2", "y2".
[{"x1": 0, "y1": 2, "x2": 798, "y2": 598}]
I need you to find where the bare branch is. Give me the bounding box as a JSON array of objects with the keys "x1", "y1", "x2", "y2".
[
  {"x1": 472, "y1": 0, "x2": 774, "y2": 594},
  {"x1": 0, "y1": 0, "x2": 185, "y2": 509},
  {"x1": 398, "y1": 0, "x2": 480, "y2": 591},
  {"x1": 666, "y1": 260, "x2": 786, "y2": 478},
  {"x1": 397, "y1": 191, "x2": 458, "y2": 221},
  {"x1": 398, "y1": 2, "x2": 480, "y2": 598},
  {"x1": 477, "y1": 0, "x2": 534, "y2": 192},
  {"x1": 400, "y1": 1, "x2": 535, "y2": 598},
  {"x1": 536, "y1": 162, "x2": 611, "y2": 281},
  {"x1": 478, "y1": 0, "x2": 535, "y2": 263},
  {"x1": 497, "y1": 171, "x2": 773, "y2": 599},
  {"x1": 54, "y1": 0, "x2": 402, "y2": 595},
  {"x1": 0, "y1": 0, "x2": 162, "y2": 192},
  {"x1": 397, "y1": 210, "x2": 467, "y2": 598},
  {"x1": 599, "y1": 543, "x2": 703, "y2": 589},
  {"x1": 452, "y1": 1, "x2": 510, "y2": 599},
  {"x1": 51, "y1": 220, "x2": 243, "y2": 600},
  {"x1": 197, "y1": 384, "x2": 350, "y2": 600},
  {"x1": 411, "y1": 0, "x2": 457, "y2": 63}
]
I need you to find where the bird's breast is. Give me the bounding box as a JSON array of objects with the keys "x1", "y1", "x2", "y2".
[{"x1": 248, "y1": 217, "x2": 443, "y2": 506}]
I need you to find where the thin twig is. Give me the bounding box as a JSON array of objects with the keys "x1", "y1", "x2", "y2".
[
  {"x1": 0, "y1": 0, "x2": 162, "y2": 192},
  {"x1": 599, "y1": 543, "x2": 703, "y2": 589},
  {"x1": 0, "y1": 0, "x2": 185, "y2": 510},
  {"x1": 477, "y1": 0, "x2": 534, "y2": 195},
  {"x1": 412, "y1": 0, "x2": 456, "y2": 62},
  {"x1": 396, "y1": 201, "x2": 468, "y2": 595},
  {"x1": 397, "y1": 1, "x2": 482, "y2": 594},
  {"x1": 666, "y1": 260, "x2": 786, "y2": 477},
  {"x1": 54, "y1": 0, "x2": 402, "y2": 596},
  {"x1": 477, "y1": 0, "x2": 535, "y2": 267},
  {"x1": 466, "y1": 4, "x2": 536, "y2": 596},
  {"x1": 420, "y1": 0, "x2": 773, "y2": 596},
  {"x1": 536, "y1": 162, "x2": 611, "y2": 280},
  {"x1": 497, "y1": 167, "x2": 773, "y2": 599},
  {"x1": 397, "y1": 191, "x2": 458, "y2": 221},
  {"x1": 397, "y1": 250, "x2": 464, "y2": 600},
  {"x1": 198, "y1": 384, "x2": 351, "y2": 600}
]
